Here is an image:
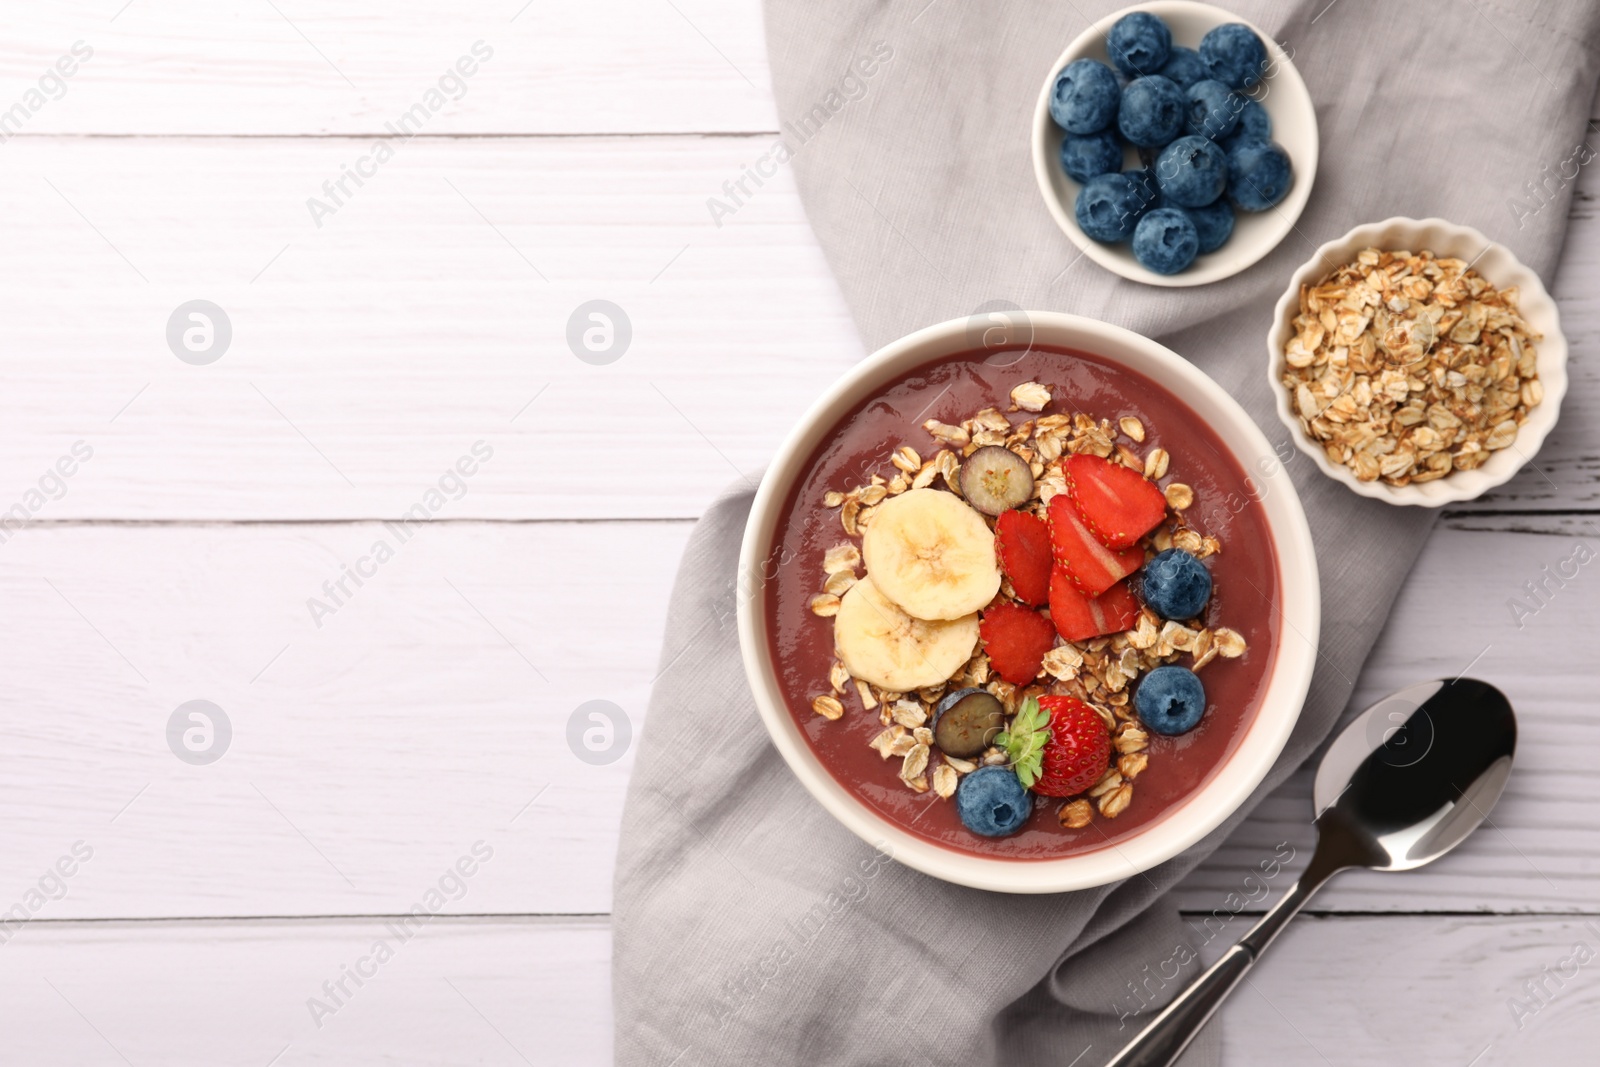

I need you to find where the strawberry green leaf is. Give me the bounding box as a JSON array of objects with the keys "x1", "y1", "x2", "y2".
[{"x1": 996, "y1": 695, "x2": 1053, "y2": 791}]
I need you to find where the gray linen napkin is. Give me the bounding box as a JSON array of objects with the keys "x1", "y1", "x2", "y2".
[{"x1": 614, "y1": 2, "x2": 1600, "y2": 1063}]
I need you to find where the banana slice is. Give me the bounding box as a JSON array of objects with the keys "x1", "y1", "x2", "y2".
[
  {"x1": 862, "y1": 488, "x2": 1001, "y2": 620},
  {"x1": 834, "y1": 576, "x2": 979, "y2": 692}
]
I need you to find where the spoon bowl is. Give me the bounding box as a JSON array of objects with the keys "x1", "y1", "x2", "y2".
[
  {"x1": 1105, "y1": 677, "x2": 1518, "y2": 1067},
  {"x1": 1313, "y1": 677, "x2": 1517, "y2": 872}
]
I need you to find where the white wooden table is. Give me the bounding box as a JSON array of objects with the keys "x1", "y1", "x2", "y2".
[{"x1": 2, "y1": 3, "x2": 1595, "y2": 1063}]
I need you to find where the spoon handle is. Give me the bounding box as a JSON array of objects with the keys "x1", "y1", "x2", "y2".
[{"x1": 1101, "y1": 874, "x2": 1328, "y2": 1067}]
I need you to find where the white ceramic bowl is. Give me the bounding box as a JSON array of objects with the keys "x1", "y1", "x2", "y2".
[
  {"x1": 1031, "y1": 1, "x2": 1318, "y2": 287},
  {"x1": 1267, "y1": 217, "x2": 1569, "y2": 506},
  {"x1": 737, "y1": 312, "x2": 1320, "y2": 893}
]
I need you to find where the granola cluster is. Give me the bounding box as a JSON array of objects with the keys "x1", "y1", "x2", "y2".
[
  {"x1": 1282, "y1": 248, "x2": 1543, "y2": 485},
  {"x1": 807, "y1": 382, "x2": 1246, "y2": 827}
]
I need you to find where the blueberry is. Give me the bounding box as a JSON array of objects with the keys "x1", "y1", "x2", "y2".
[
  {"x1": 1060, "y1": 129, "x2": 1124, "y2": 183},
  {"x1": 1050, "y1": 58, "x2": 1121, "y2": 135},
  {"x1": 1199, "y1": 23, "x2": 1268, "y2": 90},
  {"x1": 933, "y1": 688, "x2": 1006, "y2": 759},
  {"x1": 955, "y1": 766, "x2": 1033, "y2": 837},
  {"x1": 1154, "y1": 135, "x2": 1227, "y2": 208},
  {"x1": 1183, "y1": 198, "x2": 1235, "y2": 254},
  {"x1": 1135, "y1": 666, "x2": 1207, "y2": 735},
  {"x1": 1157, "y1": 45, "x2": 1207, "y2": 89},
  {"x1": 1117, "y1": 76, "x2": 1185, "y2": 148},
  {"x1": 1074, "y1": 172, "x2": 1152, "y2": 242},
  {"x1": 1141, "y1": 548, "x2": 1213, "y2": 619},
  {"x1": 1233, "y1": 98, "x2": 1272, "y2": 143},
  {"x1": 1184, "y1": 79, "x2": 1242, "y2": 141},
  {"x1": 1107, "y1": 11, "x2": 1172, "y2": 77},
  {"x1": 1226, "y1": 138, "x2": 1293, "y2": 211},
  {"x1": 1125, "y1": 166, "x2": 1161, "y2": 213},
  {"x1": 1131, "y1": 208, "x2": 1199, "y2": 274}
]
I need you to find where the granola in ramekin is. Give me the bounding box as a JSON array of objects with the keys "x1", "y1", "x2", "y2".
[{"x1": 1281, "y1": 248, "x2": 1542, "y2": 486}]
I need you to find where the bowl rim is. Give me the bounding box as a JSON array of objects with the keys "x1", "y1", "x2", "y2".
[
  {"x1": 1030, "y1": 0, "x2": 1320, "y2": 287},
  {"x1": 737, "y1": 311, "x2": 1321, "y2": 893},
  {"x1": 1266, "y1": 215, "x2": 1570, "y2": 506}
]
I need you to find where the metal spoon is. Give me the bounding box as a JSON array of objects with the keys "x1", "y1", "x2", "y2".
[{"x1": 1104, "y1": 677, "x2": 1517, "y2": 1067}]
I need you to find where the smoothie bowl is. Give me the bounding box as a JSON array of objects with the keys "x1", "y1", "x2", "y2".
[{"x1": 737, "y1": 313, "x2": 1318, "y2": 892}]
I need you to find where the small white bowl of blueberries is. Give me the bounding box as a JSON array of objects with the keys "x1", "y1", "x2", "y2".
[{"x1": 1031, "y1": 1, "x2": 1318, "y2": 286}]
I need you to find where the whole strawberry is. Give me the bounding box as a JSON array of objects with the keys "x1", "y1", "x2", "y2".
[
  {"x1": 1033, "y1": 695, "x2": 1112, "y2": 798},
  {"x1": 995, "y1": 694, "x2": 1112, "y2": 799}
]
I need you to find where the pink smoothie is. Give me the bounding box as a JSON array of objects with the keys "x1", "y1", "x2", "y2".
[{"x1": 765, "y1": 344, "x2": 1281, "y2": 859}]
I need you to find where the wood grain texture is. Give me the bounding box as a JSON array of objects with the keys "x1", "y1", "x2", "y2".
[
  {"x1": 0, "y1": 917, "x2": 612, "y2": 1065},
  {"x1": 0, "y1": 134, "x2": 1591, "y2": 521},
  {"x1": 0, "y1": 520, "x2": 689, "y2": 917},
  {"x1": 1456, "y1": 184, "x2": 1600, "y2": 513},
  {"x1": 0, "y1": 1, "x2": 774, "y2": 135},
  {"x1": 0, "y1": 519, "x2": 1592, "y2": 918},
  {"x1": 0, "y1": 135, "x2": 862, "y2": 521},
  {"x1": 1205, "y1": 914, "x2": 1600, "y2": 1066},
  {"x1": 3, "y1": 915, "x2": 1597, "y2": 1065},
  {"x1": 1179, "y1": 515, "x2": 1600, "y2": 912},
  {"x1": 3, "y1": 2, "x2": 1598, "y2": 1055}
]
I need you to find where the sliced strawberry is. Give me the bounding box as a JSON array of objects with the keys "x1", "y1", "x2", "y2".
[
  {"x1": 1049, "y1": 569, "x2": 1141, "y2": 642},
  {"x1": 979, "y1": 603, "x2": 1056, "y2": 685},
  {"x1": 1062, "y1": 453, "x2": 1168, "y2": 550},
  {"x1": 1093, "y1": 579, "x2": 1143, "y2": 633},
  {"x1": 1047, "y1": 495, "x2": 1144, "y2": 596},
  {"x1": 1047, "y1": 568, "x2": 1098, "y2": 643},
  {"x1": 1033, "y1": 695, "x2": 1112, "y2": 798},
  {"x1": 994, "y1": 509, "x2": 1052, "y2": 607}
]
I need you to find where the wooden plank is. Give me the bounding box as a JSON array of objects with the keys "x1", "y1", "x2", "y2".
[
  {"x1": 1454, "y1": 176, "x2": 1600, "y2": 513},
  {"x1": 2, "y1": 914, "x2": 1597, "y2": 1064},
  {"x1": 1, "y1": 0, "x2": 773, "y2": 135},
  {"x1": 1208, "y1": 915, "x2": 1600, "y2": 1064},
  {"x1": 0, "y1": 520, "x2": 690, "y2": 917},
  {"x1": 0, "y1": 518, "x2": 1592, "y2": 918},
  {"x1": 6, "y1": 2, "x2": 1595, "y2": 140},
  {"x1": 0, "y1": 134, "x2": 863, "y2": 521},
  {"x1": 1, "y1": 5, "x2": 1590, "y2": 1056},
  {"x1": 0, "y1": 133, "x2": 1593, "y2": 521},
  {"x1": 0, "y1": 917, "x2": 611, "y2": 1065},
  {"x1": 1175, "y1": 519, "x2": 1600, "y2": 912}
]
